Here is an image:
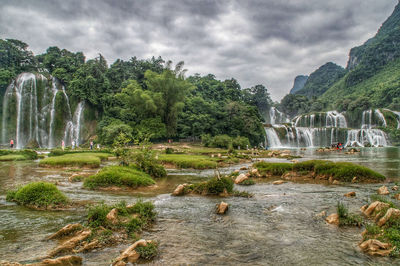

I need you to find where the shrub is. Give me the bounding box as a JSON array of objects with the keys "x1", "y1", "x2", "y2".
[
  {"x1": 337, "y1": 202, "x2": 363, "y2": 226},
  {"x1": 87, "y1": 203, "x2": 112, "y2": 228},
  {"x1": 232, "y1": 136, "x2": 250, "y2": 149},
  {"x1": 191, "y1": 176, "x2": 234, "y2": 195},
  {"x1": 211, "y1": 135, "x2": 232, "y2": 149},
  {"x1": 84, "y1": 166, "x2": 155, "y2": 189},
  {"x1": 133, "y1": 149, "x2": 167, "y2": 178},
  {"x1": 6, "y1": 182, "x2": 68, "y2": 208}
]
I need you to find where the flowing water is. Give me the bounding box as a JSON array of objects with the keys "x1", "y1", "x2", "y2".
[{"x1": 0, "y1": 148, "x2": 400, "y2": 265}]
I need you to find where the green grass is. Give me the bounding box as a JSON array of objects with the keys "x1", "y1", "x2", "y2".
[
  {"x1": 253, "y1": 160, "x2": 385, "y2": 182},
  {"x1": 6, "y1": 182, "x2": 68, "y2": 208},
  {"x1": 83, "y1": 166, "x2": 155, "y2": 189},
  {"x1": 158, "y1": 154, "x2": 218, "y2": 169},
  {"x1": 0, "y1": 149, "x2": 38, "y2": 161},
  {"x1": 39, "y1": 152, "x2": 112, "y2": 168},
  {"x1": 48, "y1": 149, "x2": 113, "y2": 157},
  {"x1": 238, "y1": 179, "x2": 256, "y2": 186},
  {"x1": 184, "y1": 176, "x2": 234, "y2": 196},
  {"x1": 337, "y1": 202, "x2": 363, "y2": 226},
  {"x1": 135, "y1": 242, "x2": 158, "y2": 260},
  {"x1": 253, "y1": 162, "x2": 293, "y2": 176}
]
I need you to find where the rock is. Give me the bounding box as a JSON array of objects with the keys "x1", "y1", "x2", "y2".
[
  {"x1": 377, "y1": 186, "x2": 390, "y2": 195},
  {"x1": 172, "y1": 184, "x2": 187, "y2": 196},
  {"x1": 395, "y1": 194, "x2": 400, "y2": 200},
  {"x1": 392, "y1": 185, "x2": 399, "y2": 191},
  {"x1": 250, "y1": 168, "x2": 260, "y2": 177},
  {"x1": 352, "y1": 177, "x2": 357, "y2": 183},
  {"x1": 112, "y1": 239, "x2": 150, "y2": 265},
  {"x1": 217, "y1": 153, "x2": 222, "y2": 158},
  {"x1": 377, "y1": 208, "x2": 400, "y2": 227},
  {"x1": 34, "y1": 255, "x2": 83, "y2": 265},
  {"x1": 291, "y1": 159, "x2": 299, "y2": 163},
  {"x1": 316, "y1": 211, "x2": 326, "y2": 218},
  {"x1": 233, "y1": 169, "x2": 240, "y2": 174},
  {"x1": 0, "y1": 262, "x2": 22, "y2": 266},
  {"x1": 359, "y1": 239, "x2": 393, "y2": 256},
  {"x1": 344, "y1": 192, "x2": 356, "y2": 197},
  {"x1": 48, "y1": 223, "x2": 83, "y2": 240},
  {"x1": 239, "y1": 166, "x2": 247, "y2": 170},
  {"x1": 272, "y1": 180, "x2": 285, "y2": 185},
  {"x1": 360, "y1": 204, "x2": 368, "y2": 212},
  {"x1": 328, "y1": 176, "x2": 333, "y2": 184},
  {"x1": 49, "y1": 230, "x2": 91, "y2": 257},
  {"x1": 106, "y1": 208, "x2": 119, "y2": 225},
  {"x1": 113, "y1": 262, "x2": 126, "y2": 266},
  {"x1": 363, "y1": 201, "x2": 390, "y2": 217},
  {"x1": 234, "y1": 174, "x2": 248, "y2": 184},
  {"x1": 74, "y1": 239, "x2": 100, "y2": 253},
  {"x1": 332, "y1": 180, "x2": 341, "y2": 185},
  {"x1": 325, "y1": 213, "x2": 339, "y2": 225},
  {"x1": 219, "y1": 188, "x2": 229, "y2": 197},
  {"x1": 216, "y1": 202, "x2": 229, "y2": 214}
]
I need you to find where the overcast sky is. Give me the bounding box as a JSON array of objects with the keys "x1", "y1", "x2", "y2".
[{"x1": 0, "y1": 0, "x2": 397, "y2": 101}]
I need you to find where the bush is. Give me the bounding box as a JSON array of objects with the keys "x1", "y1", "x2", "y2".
[
  {"x1": 6, "y1": 182, "x2": 68, "y2": 208},
  {"x1": 211, "y1": 135, "x2": 232, "y2": 149},
  {"x1": 190, "y1": 176, "x2": 234, "y2": 195},
  {"x1": 132, "y1": 149, "x2": 167, "y2": 178},
  {"x1": 84, "y1": 166, "x2": 155, "y2": 189},
  {"x1": 232, "y1": 136, "x2": 250, "y2": 149},
  {"x1": 87, "y1": 203, "x2": 112, "y2": 228}
]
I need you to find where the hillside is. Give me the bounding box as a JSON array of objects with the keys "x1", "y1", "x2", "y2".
[
  {"x1": 294, "y1": 62, "x2": 345, "y2": 98},
  {"x1": 289, "y1": 75, "x2": 308, "y2": 94}
]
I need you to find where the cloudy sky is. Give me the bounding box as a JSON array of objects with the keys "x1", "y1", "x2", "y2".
[{"x1": 0, "y1": 0, "x2": 397, "y2": 100}]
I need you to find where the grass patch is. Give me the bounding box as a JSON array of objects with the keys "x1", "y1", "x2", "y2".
[
  {"x1": 6, "y1": 182, "x2": 68, "y2": 208},
  {"x1": 337, "y1": 202, "x2": 363, "y2": 226},
  {"x1": 253, "y1": 162, "x2": 292, "y2": 176},
  {"x1": 39, "y1": 152, "x2": 111, "y2": 168},
  {"x1": 238, "y1": 179, "x2": 256, "y2": 186},
  {"x1": 135, "y1": 242, "x2": 158, "y2": 260},
  {"x1": 48, "y1": 149, "x2": 113, "y2": 157},
  {"x1": 0, "y1": 149, "x2": 38, "y2": 161},
  {"x1": 184, "y1": 176, "x2": 234, "y2": 196},
  {"x1": 232, "y1": 190, "x2": 254, "y2": 198},
  {"x1": 158, "y1": 154, "x2": 218, "y2": 169},
  {"x1": 83, "y1": 166, "x2": 155, "y2": 189}
]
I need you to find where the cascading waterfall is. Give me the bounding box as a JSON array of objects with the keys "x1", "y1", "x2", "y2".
[
  {"x1": 269, "y1": 107, "x2": 289, "y2": 125},
  {"x1": 264, "y1": 108, "x2": 392, "y2": 148},
  {"x1": 1, "y1": 73, "x2": 86, "y2": 149}
]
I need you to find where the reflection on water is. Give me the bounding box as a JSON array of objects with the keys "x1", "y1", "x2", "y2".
[{"x1": 0, "y1": 148, "x2": 399, "y2": 265}]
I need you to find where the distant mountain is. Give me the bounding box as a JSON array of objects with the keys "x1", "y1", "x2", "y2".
[
  {"x1": 294, "y1": 62, "x2": 345, "y2": 98},
  {"x1": 289, "y1": 75, "x2": 308, "y2": 94}
]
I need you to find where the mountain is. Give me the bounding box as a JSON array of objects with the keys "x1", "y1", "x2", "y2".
[
  {"x1": 294, "y1": 62, "x2": 345, "y2": 98},
  {"x1": 289, "y1": 75, "x2": 308, "y2": 94}
]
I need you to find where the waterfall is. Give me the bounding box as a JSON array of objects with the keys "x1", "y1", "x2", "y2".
[
  {"x1": 1, "y1": 73, "x2": 88, "y2": 149},
  {"x1": 265, "y1": 128, "x2": 283, "y2": 148},
  {"x1": 374, "y1": 109, "x2": 387, "y2": 127},
  {"x1": 361, "y1": 110, "x2": 373, "y2": 129},
  {"x1": 345, "y1": 129, "x2": 388, "y2": 147},
  {"x1": 269, "y1": 107, "x2": 288, "y2": 125},
  {"x1": 326, "y1": 111, "x2": 347, "y2": 128},
  {"x1": 393, "y1": 111, "x2": 400, "y2": 129}
]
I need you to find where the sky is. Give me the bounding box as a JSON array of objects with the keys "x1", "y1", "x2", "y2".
[{"x1": 0, "y1": 0, "x2": 398, "y2": 101}]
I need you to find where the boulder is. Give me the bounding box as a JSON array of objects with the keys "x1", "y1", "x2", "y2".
[
  {"x1": 250, "y1": 169, "x2": 260, "y2": 177},
  {"x1": 377, "y1": 186, "x2": 390, "y2": 195},
  {"x1": 106, "y1": 208, "x2": 119, "y2": 225},
  {"x1": 392, "y1": 185, "x2": 399, "y2": 191},
  {"x1": 216, "y1": 202, "x2": 229, "y2": 214},
  {"x1": 172, "y1": 184, "x2": 187, "y2": 196},
  {"x1": 363, "y1": 201, "x2": 390, "y2": 217},
  {"x1": 360, "y1": 204, "x2": 368, "y2": 212},
  {"x1": 332, "y1": 180, "x2": 341, "y2": 185},
  {"x1": 233, "y1": 169, "x2": 240, "y2": 174},
  {"x1": 272, "y1": 180, "x2": 285, "y2": 185},
  {"x1": 33, "y1": 255, "x2": 83, "y2": 266},
  {"x1": 112, "y1": 239, "x2": 150, "y2": 265},
  {"x1": 344, "y1": 192, "x2": 356, "y2": 197},
  {"x1": 48, "y1": 223, "x2": 83, "y2": 240},
  {"x1": 239, "y1": 166, "x2": 247, "y2": 170},
  {"x1": 315, "y1": 211, "x2": 326, "y2": 218},
  {"x1": 49, "y1": 230, "x2": 91, "y2": 257},
  {"x1": 377, "y1": 208, "x2": 400, "y2": 227},
  {"x1": 359, "y1": 239, "x2": 393, "y2": 256},
  {"x1": 234, "y1": 174, "x2": 248, "y2": 184},
  {"x1": 326, "y1": 213, "x2": 339, "y2": 225}
]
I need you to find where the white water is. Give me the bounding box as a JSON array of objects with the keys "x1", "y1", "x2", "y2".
[
  {"x1": 72, "y1": 102, "x2": 84, "y2": 146},
  {"x1": 374, "y1": 109, "x2": 387, "y2": 127},
  {"x1": 48, "y1": 78, "x2": 59, "y2": 148},
  {"x1": 269, "y1": 107, "x2": 288, "y2": 125},
  {"x1": 326, "y1": 111, "x2": 347, "y2": 128},
  {"x1": 265, "y1": 128, "x2": 283, "y2": 148}
]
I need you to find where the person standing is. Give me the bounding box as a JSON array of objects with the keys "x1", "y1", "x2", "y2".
[
  {"x1": 10, "y1": 139, "x2": 14, "y2": 148},
  {"x1": 90, "y1": 141, "x2": 93, "y2": 150},
  {"x1": 61, "y1": 140, "x2": 65, "y2": 150},
  {"x1": 71, "y1": 140, "x2": 75, "y2": 150}
]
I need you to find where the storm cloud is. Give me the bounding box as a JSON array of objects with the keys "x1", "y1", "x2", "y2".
[{"x1": 0, "y1": 0, "x2": 397, "y2": 100}]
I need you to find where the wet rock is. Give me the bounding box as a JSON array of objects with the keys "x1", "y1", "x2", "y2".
[
  {"x1": 219, "y1": 188, "x2": 229, "y2": 197},
  {"x1": 234, "y1": 174, "x2": 248, "y2": 184},
  {"x1": 172, "y1": 184, "x2": 187, "y2": 196},
  {"x1": 344, "y1": 192, "x2": 356, "y2": 197},
  {"x1": 291, "y1": 159, "x2": 299, "y2": 163},
  {"x1": 377, "y1": 186, "x2": 390, "y2": 195},
  {"x1": 233, "y1": 169, "x2": 240, "y2": 174},
  {"x1": 239, "y1": 166, "x2": 247, "y2": 170},
  {"x1": 326, "y1": 213, "x2": 339, "y2": 225},
  {"x1": 360, "y1": 204, "x2": 369, "y2": 212},
  {"x1": 316, "y1": 211, "x2": 326, "y2": 218},
  {"x1": 0, "y1": 261, "x2": 22, "y2": 266},
  {"x1": 112, "y1": 239, "x2": 150, "y2": 265},
  {"x1": 250, "y1": 169, "x2": 261, "y2": 177},
  {"x1": 328, "y1": 176, "x2": 333, "y2": 184},
  {"x1": 352, "y1": 177, "x2": 357, "y2": 183},
  {"x1": 363, "y1": 201, "x2": 390, "y2": 217},
  {"x1": 216, "y1": 202, "x2": 229, "y2": 214},
  {"x1": 49, "y1": 230, "x2": 91, "y2": 257},
  {"x1": 332, "y1": 180, "x2": 341, "y2": 185},
  {"x1": 394, "y1": 194, "x2": 400, "y2": 200},
  {"x1": 33, "y1": 255, "x2": 83, "y2": 265},
  {"x1": 272, "y1": 180, "x2": 285, "y2": 185},
  {"x1": 106, "y1": 208, "x2": 119, "y2": 225},
  {"x1": 359, "y1": 239, "x2": 393, "y2": 256},
  {"x1": 74, "y1": 239, "x2": 100, "y2": 253},
  {"x1": 48, "y1": 223, "x2": 83, "y2": 240},
  {"x1": 392, "y1": 185, "x2": 399, "y2": 191},
  {"x1": 377, "y1": 208, "x2": 400, "y2": 227}
]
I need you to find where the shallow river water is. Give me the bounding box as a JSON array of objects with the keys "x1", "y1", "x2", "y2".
[{"x1": 0, "y1": 147, "x2": 399, "y2": 265}]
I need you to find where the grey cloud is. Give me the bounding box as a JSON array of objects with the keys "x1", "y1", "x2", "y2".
[{"x1": 0, "y1": 0, "x2": 398, "y2": 100}]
